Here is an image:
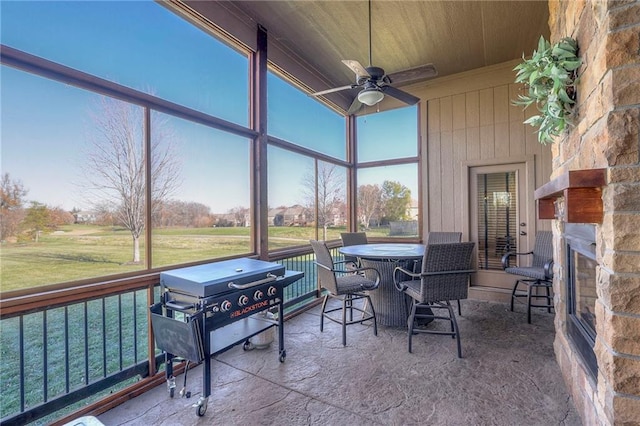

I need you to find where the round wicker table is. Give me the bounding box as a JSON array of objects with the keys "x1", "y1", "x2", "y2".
[{"x1": 339, "y1": 244, "x2": 424, "y2": 327}]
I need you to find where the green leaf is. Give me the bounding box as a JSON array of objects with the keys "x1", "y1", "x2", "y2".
[
  {"x1": 558, "y1": 88, "x2": 574, "y2": 104},
  {"x1": 524, "y1": 115, "x2": 543, "y2": 126},
  {"x1": 563, "y1": 60, "x2": 582, "y2": 71},
  {"x1": 537, "y1": 35, "x2": 547, "y2": 53}
]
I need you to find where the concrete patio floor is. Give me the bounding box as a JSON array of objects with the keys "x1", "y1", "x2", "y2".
[{"x1": 98, "y1": 299, "x2": 582, "y2": 425}]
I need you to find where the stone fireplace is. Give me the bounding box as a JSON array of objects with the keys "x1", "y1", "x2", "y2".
[{"x1": 546, "y1": 1, "x2": 640, "y2": 424}]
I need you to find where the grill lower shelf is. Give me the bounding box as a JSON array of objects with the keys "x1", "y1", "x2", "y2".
[{"x1": 210, "y1": 316, "x2": 275, "y2": 355}]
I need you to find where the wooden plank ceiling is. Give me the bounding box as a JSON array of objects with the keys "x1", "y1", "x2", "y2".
[{"x1": 182, "y1": 0, "x2": 550, "y2": 114}]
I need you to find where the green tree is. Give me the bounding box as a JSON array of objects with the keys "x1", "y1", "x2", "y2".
[
  {"x1": 381, "y1": 180, "x2": 411, "y2": 222},
  {"x1": 23, "y1": 202, "x2": 53, "y2": 242}
]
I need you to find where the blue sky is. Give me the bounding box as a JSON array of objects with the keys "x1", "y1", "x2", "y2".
[{"x1": 1, "y1": 0, "x2": 418, "y2": 213}]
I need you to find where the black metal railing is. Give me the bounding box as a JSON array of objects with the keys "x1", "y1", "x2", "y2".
[
  {"x1": 0, "y1": 287, "x2": 157, "y2": 425},
  {"x1": 0, "y1": 251, "x2": 322, "y2": 425}
]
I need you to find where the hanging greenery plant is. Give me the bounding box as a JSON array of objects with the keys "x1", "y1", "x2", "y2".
[{"x1": 513, "y1": 36, "x2": 582, "y2": 145}]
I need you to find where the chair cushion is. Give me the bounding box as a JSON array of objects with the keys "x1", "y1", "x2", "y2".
[
  {"x1": 336, "y1": 274, "x2": 378, "y2": 294},
  {"x1": 505, "y1": 266, "x2": 547, "y2": 280},
  {"x1": 398, "y1": 278, "x2": 468, "y2": 304}
]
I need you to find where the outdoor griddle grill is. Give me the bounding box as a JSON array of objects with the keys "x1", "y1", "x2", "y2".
[{"x1": 150, "y1": 258, "x2": 303, "y2": 417}]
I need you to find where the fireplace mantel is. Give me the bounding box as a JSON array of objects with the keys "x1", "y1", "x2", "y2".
[{"x1": 535, "y1": 169, "x2": 607, "y2": 223}]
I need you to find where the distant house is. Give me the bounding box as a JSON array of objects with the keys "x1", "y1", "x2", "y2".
[
  {"x1": 74, "y1": 211, "x2": 96, "y2": 224},
  {"x1": 216, "y1": 212, "x2": 251, "y2": 227},
  {"x1": 268, "y1": 205, "x2": 311, "y2": 226}
]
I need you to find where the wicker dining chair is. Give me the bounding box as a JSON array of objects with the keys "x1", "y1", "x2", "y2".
[
  {"x1": 340, "y1": 232, "x2": 368, "y2": 270},
  {"x1": 426, "y1": 232, "x2": 463, "y2": 314},
  {"x1": 310, "y1": 240, "x2": 381, "y2": 346},
  {"x1": 393, "y1": 242, "x2": 475, "y2": 357},
  {"x1": 427, "y1": 232, "x2": 462, "y2": 245},
  {"x1": 501, "y1": 231, "x2": 554, "y2": 324}
]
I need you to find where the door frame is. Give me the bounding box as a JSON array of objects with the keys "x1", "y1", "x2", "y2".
[{"x1": 461, "y1": 155, "x2": 537, "y2": 288}]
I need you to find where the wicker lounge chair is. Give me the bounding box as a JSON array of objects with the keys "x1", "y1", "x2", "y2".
[
  {"x1": 310, "y1": 240, "x2": 381, "y2": 346},
  {"x1": 393, "y1": 242, "x2": 475, "y2": 357}
]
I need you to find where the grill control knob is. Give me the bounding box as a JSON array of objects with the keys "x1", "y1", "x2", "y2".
[
  {"x1": 238, "y1": 295, "x2": 249, "y2": 306},
  {"x1": 220, "y1": 300, "x2": 232, "y2": 312},
  {"x1": 254, "y1": 290, "x2": 264, "y2": 301},
  {"x1": 267, "y1": 286, "x2": 277, "y2": 297}
]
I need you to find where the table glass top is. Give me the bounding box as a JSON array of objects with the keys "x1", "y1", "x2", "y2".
[{"x1": 338, "y1": 243, "x2": 424, "y2": 259}]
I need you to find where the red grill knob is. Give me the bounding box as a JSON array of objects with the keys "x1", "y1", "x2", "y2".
[
  {"x1": 267, "y1": 286, "x2": 277, "y2": 297},
  {"x1": 238, "y1": 295, "x2": 249, "y2": 306},
  {"x1": 254, "y1": 290, "x2": 264, "y2": 301},
  {"x1": 220, "y1": 300, "x2": 232, "y2": 312}
]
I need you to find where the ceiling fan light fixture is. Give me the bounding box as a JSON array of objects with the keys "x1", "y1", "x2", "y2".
[{"x1": 358, "y1": 87, "x2": 384, "y2": 106}]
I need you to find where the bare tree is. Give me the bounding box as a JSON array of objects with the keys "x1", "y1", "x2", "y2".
[
  {"x1": 357, "y1": 184, "x2": 382, "y2": 229},
  {"x1": 229, "y1": 206, "x2": 250, "y2": 227},
  {"x1": 302, "y1": 162, "x2": 345, "y2": 239},
  {"x1": 0, "y1": 173, "x2": 28, "y2": 240},
  {"x1": 82, "y1": 97, "x2": 181, "y2": 263}
]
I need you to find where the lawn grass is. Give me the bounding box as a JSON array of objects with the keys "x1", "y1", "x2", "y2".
[{"x1": 0, "y1": 224, "x2": 392, "y2": 292}]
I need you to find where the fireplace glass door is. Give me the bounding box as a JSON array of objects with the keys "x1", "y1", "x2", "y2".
[
  {"x1": 566, "y1": 224, "x2": 598, "y2": 379},
  {"x1": 571, "y1": 250, "x2": 598, "y2": 337}
]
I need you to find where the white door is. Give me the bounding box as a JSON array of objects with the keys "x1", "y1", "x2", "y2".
[{"x1": 469, "y1": 163, "x2": 531, "y2": 289}]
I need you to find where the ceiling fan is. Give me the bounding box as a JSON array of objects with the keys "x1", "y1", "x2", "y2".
[{"x1": 312, "y1": 0, "x2": 437, "y2": 114}]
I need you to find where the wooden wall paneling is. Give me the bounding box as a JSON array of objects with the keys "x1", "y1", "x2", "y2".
[
  {"x1": 440, "y1": 129, "x2": 455, "y2": 231},
  {"x1": 494, "y1": 85, "x2": 510, "y2": 156},
  {"x1": 428, "y1": 131, "x2": 443, "y2": 230},
  {"x1": 466, "y1": 91, "x2": 480, "y2": 127},
  {"x1": 440, "y1": 96, "x2": 453, "y2": 132},
  {"x1": 509, "y1": 120, "x2": 525, "y2": 157},
  {"x1": 479, "y1": 88, "x2": 495, "y2": 159},
  {"x1": 480, "y1": 125, "x2": 495, "y2": 159},
  {"x1": 452, "y1": 93, "x2": 467, "y2": 233},
  {"x1": 452, "y1": 94, "x2": 466, "y2": 130},
  {"x1": 466, "y1": 126, "x2": 480, "y2": 160},
  {"x1": 479, "y1": 88, "x2": 494, "y2": 126},
  {"x1": 494, "y1": 85, "x2": 509, "y2": 124},
  {"x1": 509, "y1": 83, "x2": 524, "y2": 123},
  {"x1": 428, "y1": 97, "x2": 441, "y2": 134},
  {"x1": 439, "y1": 96, "x2": 455, "y2": 230},
  {"x1": 508, "y1": 85, "x2": 525, "y2": 156},
  {"x1": 466, "y1": 91, "x2": 480, "y2": 160},
  {"x1": 523, "y1": 106, "x2": 539, "y2": 156},
  {"x1": 453, "y1": 128, "x2": 467, "y2": 232}
]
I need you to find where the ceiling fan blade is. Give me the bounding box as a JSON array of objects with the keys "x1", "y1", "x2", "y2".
[
  {"x1": 382, "y1": 85, "x2": 420, "y2": 105},
  {"x1": 347, "y1": 96, "x2": 364, "y2": 115},
  {"x1": 312, "y1": 85, "x2": 357, "y2": 97},
  {"x1": 386, "y1": 63, "x2": 438, "y2": 85},
  {"x1": 342, "y1": 60, "x2": 370, "y2": 79}
]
